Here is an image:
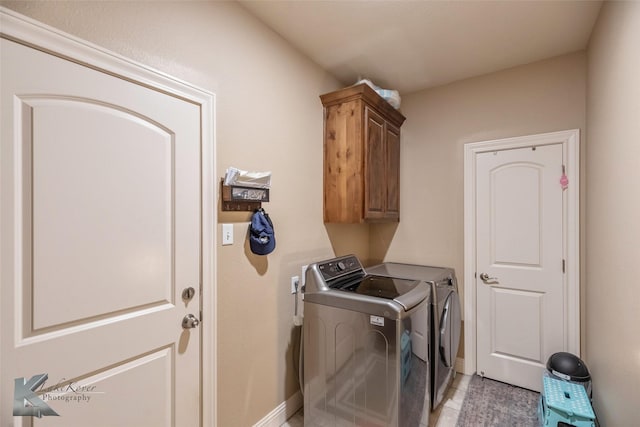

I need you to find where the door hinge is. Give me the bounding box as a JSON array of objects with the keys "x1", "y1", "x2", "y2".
[{"x1": 562, "y1": 259, "x2": 566, "y2": 273}]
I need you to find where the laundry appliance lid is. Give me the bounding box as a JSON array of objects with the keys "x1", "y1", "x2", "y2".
[
  {"x1": 305, "y1": 275, "x2": 429, "y2": 318},
  {"x1": 367, "y1": 262, "x2": 454, "y2": 283},
  {"x1": 304, "y1": 254, "x2": 430, "y2": 318},
  {"x1": 334, "y1": 274, "x2": 426, "y2": 310}
]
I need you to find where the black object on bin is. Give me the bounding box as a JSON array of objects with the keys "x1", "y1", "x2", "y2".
[{"x1": 546, "y1": 351, "x2": 592, "y2": 399}]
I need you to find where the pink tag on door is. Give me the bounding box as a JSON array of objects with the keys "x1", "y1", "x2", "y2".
[{"x1": 560, "y1": 173, "x2": 569, "y2": 190}]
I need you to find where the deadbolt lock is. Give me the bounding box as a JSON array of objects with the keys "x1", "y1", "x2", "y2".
[{"x1": 182, "y1": 287, "x2": 196, "y2": 301}]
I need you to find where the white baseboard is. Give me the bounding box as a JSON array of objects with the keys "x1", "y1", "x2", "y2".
[{"x1": 253, "y1": 391, "x2": 303, "y2": 427}]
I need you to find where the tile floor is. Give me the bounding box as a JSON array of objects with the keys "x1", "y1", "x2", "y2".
[
  {"x1": 430, "y1": 373, "x2": 470, "y2": 427},
  {"x1": 281, "y1": 409, "x2": 303, "y2": 427},
  {"x1": 281, "y1": 373, "x2": 471, "y2": 427}
]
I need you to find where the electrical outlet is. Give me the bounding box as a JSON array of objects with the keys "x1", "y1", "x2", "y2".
[{"x1": 291, "y1": 276, "x2": 299, "y2": 294}]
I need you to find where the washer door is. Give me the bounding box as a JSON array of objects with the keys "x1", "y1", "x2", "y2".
[{"x1": 439, "y1": 291, "x2": 462, "y2": 367}]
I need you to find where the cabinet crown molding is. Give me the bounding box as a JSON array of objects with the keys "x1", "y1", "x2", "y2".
[{"x1": 320, "y1": 83, "x2": 406, "y2": 128}]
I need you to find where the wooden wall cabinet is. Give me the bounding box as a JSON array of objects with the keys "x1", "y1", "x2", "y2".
[{"x1": 321, "y1": 83, "x2": 406, "y2": 223}]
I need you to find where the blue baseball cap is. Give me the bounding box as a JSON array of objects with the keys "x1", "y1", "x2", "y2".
[{"x1": 249, "y1": 209, "x2": 275, "y2": 255}]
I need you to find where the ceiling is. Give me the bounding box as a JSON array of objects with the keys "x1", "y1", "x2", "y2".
[{"x1": 239, "y1": 0, "x2": 603, "y2": 95}]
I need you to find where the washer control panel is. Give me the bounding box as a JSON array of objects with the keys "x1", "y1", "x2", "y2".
[{"x1": 318, "y1": 255, "x2": 363, "y2": 281}]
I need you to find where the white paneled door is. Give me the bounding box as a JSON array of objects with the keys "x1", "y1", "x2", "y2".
[
  {"x1": 1, "y1": 33, "x2": 203, "y2": 426},
  {"x1": 475, "y1": 144, "x2": 564, "y2": 392}
]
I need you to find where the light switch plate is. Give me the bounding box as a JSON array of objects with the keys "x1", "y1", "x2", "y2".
[{"x1": 222, "y1": 224, "x2": 233, "y2": 245}]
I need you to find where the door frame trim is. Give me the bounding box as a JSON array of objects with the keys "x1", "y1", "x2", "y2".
[
  {"x1": 0, "y1": 8, "x2": 217, "y2": 426},
  {"x1": 463, "y1": 129, "x2": 580, "y2": 376}
]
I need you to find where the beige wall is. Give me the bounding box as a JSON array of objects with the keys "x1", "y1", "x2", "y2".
[
  {"x1": 382, "y1": 53, "x2": 587, "y2": 334},
  {"x1": 586, "y1": 1, "x2": 640, "y2": 425},
  {"x1": 0, "y1": 1, "x2": 369, "y2": 425}
]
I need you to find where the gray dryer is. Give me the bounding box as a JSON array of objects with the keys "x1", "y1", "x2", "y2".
[{"x1": 366, "y1": 262, "x2": 461, "y2": 410}]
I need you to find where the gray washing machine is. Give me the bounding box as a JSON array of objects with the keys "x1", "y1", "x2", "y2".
[
  {"x1": 366, "y1": 262, "x2": 461, "y2": 410},
  {"x1": 303, "y1": 255, "x2": 431, "y2": 427}
]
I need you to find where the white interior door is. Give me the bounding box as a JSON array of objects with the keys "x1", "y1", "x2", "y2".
[
  {"x1": 1, "y1": 35, "x2": 202, "y2": 426},
  {"x1": 475, "y1": 144, "x2": 564, "y2": 392}
]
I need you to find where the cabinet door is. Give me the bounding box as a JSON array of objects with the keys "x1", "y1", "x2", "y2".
[
  {"x1": 385, "y1": 123, "x2": 400, "y2": 219},
  {"x1": 364, "y1": 107, "x2": 386, "y2": 219},
  {"x1": 324, "y1": 100, "x2": 365, "y2": 223}
]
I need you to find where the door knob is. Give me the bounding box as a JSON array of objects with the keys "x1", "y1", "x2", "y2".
[
  {"x1": 479, "y1": 272, "x2": 498, "y2": 283},
  {"x1": 182, "y1": 314, "x2": 200, "y2": 329}
]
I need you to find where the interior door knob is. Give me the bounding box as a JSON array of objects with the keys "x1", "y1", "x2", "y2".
[
  {"x1": 182, "y1": 314, "x2": 200, "y2": 329},
  {"x1": 479, "y1": 272, "x2": 498, "y2": 283}
]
